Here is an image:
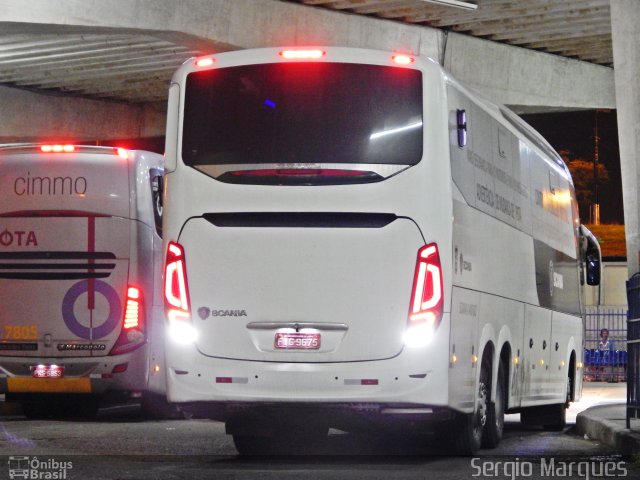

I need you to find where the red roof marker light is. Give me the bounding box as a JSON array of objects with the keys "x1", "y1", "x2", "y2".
[
  {"x1": 195, "y1": 57, "x2": 215, "y2": 67},
  {"x1": 279, "y1": 49, "x2": 326, "y2": 60},
  {"x1": 117, "y1": 148, "x2": 128, "y2": 159},
  {"x1": 41, "y1": 145, "x2": 75, "y2": 153},
  {"x1": 392, "y1": 55, "x2": 415, "y2": 65}
]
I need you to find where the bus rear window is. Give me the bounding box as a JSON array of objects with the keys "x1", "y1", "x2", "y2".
[{"x1": 182, "y1": 62, "x2": 423, "y2": 168}]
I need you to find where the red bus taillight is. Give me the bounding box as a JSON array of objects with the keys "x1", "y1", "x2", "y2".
[
  {"x1": 164, "y1": 241, "x2": 196, "y2": 343},
  {"x1": 123, "y1": 287, "x2": 141, "y2": 330},
  {"x1": 406, "y1": 243, "x2": 443, "y2": 347},
  {"x1": 109, "y1": 286, "x2": 146, "y2": 355}
]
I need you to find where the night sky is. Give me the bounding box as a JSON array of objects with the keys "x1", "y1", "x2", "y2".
[{"x1": 523, "y1": 110, "x2": 623, "y2": 225}]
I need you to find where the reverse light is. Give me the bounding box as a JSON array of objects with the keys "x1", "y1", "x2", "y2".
[
  {"x1": 279, "y1": 49, "x2": 326, "y2": 60},
  {"x1": 110, "y1": 286, "x2": 146, "y2": 355},
  {"x1": 403, "y1": 323, "x2": 435, "y2": 348},
  {"x1": 392, "y1": 54, "x2": 415, "y2": 65},
  {"x1": 168, "y1": 318, "x2": 198, "y2": 344},
  {"x1": 406, "y1": 243, "x2": 443, "y2": 347},
  {"x1": 165, "y1": 241, "x2": 195, "y2": 343},
  {"x1": 116, "y1": 147, "x2": 128, "y2": 159}
]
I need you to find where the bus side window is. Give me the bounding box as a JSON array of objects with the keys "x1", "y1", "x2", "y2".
[{"x1": 150, "y1": 168, "x2": 163, "y2": 237}]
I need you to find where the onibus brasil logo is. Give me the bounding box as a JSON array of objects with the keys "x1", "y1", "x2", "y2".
[{"x1": 8, "y1": 456, "x2": 73, "y2": 479}]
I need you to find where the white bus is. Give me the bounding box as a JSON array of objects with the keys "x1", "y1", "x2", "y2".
[
  {"x1": 161, "y1": 47, "x2": 601, "y2": 454},
  {"x1": 0, "y1": 144, "x2": 168, "y2": 417}
]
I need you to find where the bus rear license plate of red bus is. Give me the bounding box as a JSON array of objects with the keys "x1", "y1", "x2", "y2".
[
  {"x1": 275, "y1": 333, "x2": 320, "y2": 350},
  {"x1": 31, "y1": 365, "x2": 65, "y2": 378}
]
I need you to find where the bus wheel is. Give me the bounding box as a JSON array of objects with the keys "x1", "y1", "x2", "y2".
[
  {"x1": 233, "y1": 434, "x2": 273, "y2": 455},
  {"x1": 22, "y1": 401, "x2": 50, "y2": 419},
  {"x1": 233, "y1": 429, "x2": 327, "y2": 456},
  {"x1": 542, "y1": 376, "x2": 570, "y2": 431},
  {"x1": 453, "y1": 366, "x2": 488, "y2": 455},
  {"x1": 482, "y1": 360, "x2": 505, "y2": 448},
  {"x1": 140, "y1": 392, "x2": 184, "y2": 419}
]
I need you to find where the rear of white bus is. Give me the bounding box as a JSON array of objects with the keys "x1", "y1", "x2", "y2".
[
  {"x1": 163, "y1": 48, "x2": 454, "y2": 440},
  {"x1": 0, "y1": 145, "x2": 160, "y2": 415}
]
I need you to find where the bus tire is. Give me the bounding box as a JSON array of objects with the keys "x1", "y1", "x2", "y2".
[
  {"x1": 22, "y1": 401, "x2": 49, "y2": 419},
  {"x1": 233, "y1": 427, "x2": 328, "y2": 455},
  {"x1": 452, "y1": 362, "x2": 489, "y2": 455},
  {"x1": 541, "y1": 403, "x2": 566, "y2": 431},
  {"x1": 483, "y1": 360, "x2": 506, "y2": 448},
  {"x1": 233, "y1": 435, "x2": 273, "y2": 455},
  {"x1": 542, "y1": 375, "x2": 570, "y2": 431},
  {"x1": 140, "y1": 392, "x2": 184, "y2": 419},
  {"x1": 452, "y1": 411, "x2": 483, "y2": 455}
]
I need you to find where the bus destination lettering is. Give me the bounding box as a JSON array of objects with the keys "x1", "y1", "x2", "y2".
[
  {"x1": 14, "y1": 172, "x2": 87, "y2": 196},
  {"x1": 476, "y1": 184, "x2": 522, "y2": 222},
  {"x1": 0, "y1": 230, "x2": 38, "y2": 247}
]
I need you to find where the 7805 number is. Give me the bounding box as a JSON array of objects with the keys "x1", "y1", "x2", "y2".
[{"x1": 3, "y1": 325, "x2": 38, "y2": 340}]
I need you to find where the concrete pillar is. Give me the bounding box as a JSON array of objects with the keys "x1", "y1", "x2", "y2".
[{"x1": 610, "y1": 0, "x2": 640, "y2": 276}]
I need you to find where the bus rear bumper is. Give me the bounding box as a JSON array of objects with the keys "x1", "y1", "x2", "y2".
[
  {"x1": 165, "y1": 339, "x2": 451, "y2": 409},
  {"x1": 178, "y1": 400, "x2": 456, "y2": 434},
  {"x1": 0, "y1": 346, "x2": 148, "y2": 397}
]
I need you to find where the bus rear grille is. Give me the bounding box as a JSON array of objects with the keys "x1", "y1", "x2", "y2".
[{"x1": 0, "y1": 251, "x2": 116, "y2": 280}]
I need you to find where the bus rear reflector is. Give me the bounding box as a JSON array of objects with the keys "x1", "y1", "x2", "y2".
[
  {"x1": 405, "y1": 243, "x2": 443, "y2": 347},
  {"x1": 165, "y1": 241, "x2": 196, "y2": 343},
  {"x1": 279, "y1": 49, "x2": 326, "y2": 60}
]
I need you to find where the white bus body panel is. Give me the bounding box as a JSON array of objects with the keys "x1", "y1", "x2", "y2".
[
  {"x1": 182, "y1": 217, "x2": 423, "y2": 362},
  {"x1": 446, "y1": 80, "x2": 583, "y2": 412},
  {"x1": 162, "y1": 47, "x2": 584, "y2": 421},
  {"x1": 0, "y1": 148, "x2": 164, "y2": 396}
]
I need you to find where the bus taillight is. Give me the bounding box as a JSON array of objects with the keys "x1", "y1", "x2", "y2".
[
  {"x1": 124, "y1": 287, "x2": 141, "y2": 329},
  {"x1": 164, "y1": 241, "x2": 196, "y2": 343},
  {"x1": 405, "y1": 243, "x2": 443, "y2": 347},
  {"x1": 110, "y1": 286, "x2": 146, "y2": 355}
]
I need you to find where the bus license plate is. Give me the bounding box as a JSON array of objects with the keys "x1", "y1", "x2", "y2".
[
  {"x1": 31, "y1": 365, "x2": 65, "y2": 378},
  {"x1": 275, "y1": 333, "x2": 320, "y2": 350}
]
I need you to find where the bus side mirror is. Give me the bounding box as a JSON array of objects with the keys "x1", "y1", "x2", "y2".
[
  {"x1": 586, "y1": 251, "x2": 600, "y2": 286},
  {"x1": 580, "y1": 224, "x2": 601, "y2": 286},
  {"x1": 150, "y1": 169, "x2": 164, "y2": 237}
]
